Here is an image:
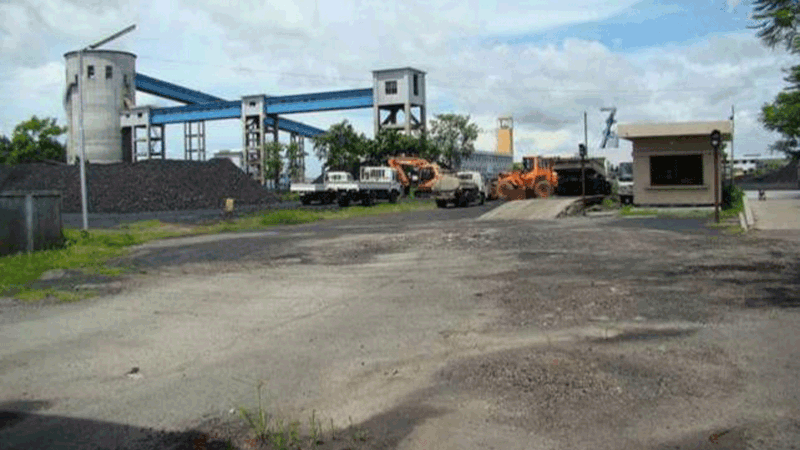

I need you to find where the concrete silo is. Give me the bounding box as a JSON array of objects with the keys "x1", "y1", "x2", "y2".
[{"x1": 63, "y1": 50, "x2": 136, "y2": 164}]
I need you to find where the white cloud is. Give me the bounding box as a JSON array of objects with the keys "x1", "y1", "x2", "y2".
[{"x1": 0, "y1": 1, "x2": 797, "y2": 177}]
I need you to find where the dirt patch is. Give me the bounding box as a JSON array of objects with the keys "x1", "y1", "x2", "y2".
[{"x1": 435, "y1": 341, "x2": 742, "y2": 444}]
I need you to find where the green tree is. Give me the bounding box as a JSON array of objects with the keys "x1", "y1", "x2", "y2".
[
  {"x1": 750, "y1": 0, "x2": 800, "y2": 159},
  {"x1": 0, "y1": 116, "x2": 67, "y2": 165},
  {"x1": 262, "y1": 140, "x2": 284, "y2": 189},
  {"x1": 312, "y1": 120, "x2": 368, "y2": 176},
  {"x1": 428, "y1": 114, "x2": 479, "y2": 169},
  {"x1": 284, "y1": 140, "x2": 305, "y2": 182},
  {"x1": 750, "y1": 0, "x2": 800, "y2": 53}
]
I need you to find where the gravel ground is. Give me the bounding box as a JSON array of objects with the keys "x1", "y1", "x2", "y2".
[{"x1": 2, "y1": 210, "x2": 799, "y2": 450}]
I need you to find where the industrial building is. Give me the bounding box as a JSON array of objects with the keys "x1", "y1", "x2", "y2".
[
  {"x1": 63, "y1": 49, "x2": 426, "y2": 185},
  {"x1": 459, "y1": 116, "x2": 514, "y2": 181}
]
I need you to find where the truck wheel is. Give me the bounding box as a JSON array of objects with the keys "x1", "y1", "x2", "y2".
[
  {"x1": 436, "y1": 199, "x2": 448, "y2": 208},
  {"x1": 389, "y1": 191, "x2": 399, "y2": 204},
  {"x1": 362, "y1": 194, "x2": 373, "y2": 207},
  {"x1": 338, "y1": 197, "x2": 350, "y2": 207},
  {"x1": 301, "y1": 196, "x2": 311, "y2": 206},
  {"x1": 457, "y1": 194, "x2": 468, "y2": 208},
  {"x1": 479, "y1": 193, "x2": 485, "y2": 205}
]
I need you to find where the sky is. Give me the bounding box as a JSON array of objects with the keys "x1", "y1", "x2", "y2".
[{"x1": 0, "y1": 0, "x2": 796, "y2": 178}]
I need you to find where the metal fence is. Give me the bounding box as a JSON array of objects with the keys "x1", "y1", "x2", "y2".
[{"x1": 0, "y1": 191, "x2": 64, "y2": 256}]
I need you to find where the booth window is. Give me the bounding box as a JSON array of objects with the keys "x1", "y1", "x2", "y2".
[
  {"x1": 650, "y1": 154, "x2": 704, "y2": 186},
  {"x1": 385, "y1": 80, "x2": 397, "y2": 95}
]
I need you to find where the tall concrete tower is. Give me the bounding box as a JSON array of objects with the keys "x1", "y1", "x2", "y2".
[
  {"x1": 496, "y1": 116, "x2": 513, "y2": 156},
  {"x1": 64, "y1": 50, "x2": 136, "y2": 164},
  {"x1": 372, "y1": 67, "x2": 426, "y2": 137}
]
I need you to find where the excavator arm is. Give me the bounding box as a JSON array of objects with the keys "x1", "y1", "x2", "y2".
[{"x1": 387, "y1": 157, "x2": 443, "y2": 190}]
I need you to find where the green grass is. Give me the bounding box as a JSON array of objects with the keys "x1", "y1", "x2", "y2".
[
  {"x1": 619, "y1": 205, "x2": 658, "y2": 216},
  {"x1": 0, "y1": 200, "x2": 434, "y2": 301}
]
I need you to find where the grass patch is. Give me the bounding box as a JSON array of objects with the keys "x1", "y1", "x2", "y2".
[
  {"x1": 619, "y1": 205, "x2": 658, "y2": 216},
  {"x1": 1, "y1": 200, "x2": 434, "y2": 301}
]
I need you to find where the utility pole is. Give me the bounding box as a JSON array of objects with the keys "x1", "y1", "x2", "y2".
[
  {"x1": 76, "y1": 24, "x2": 136, "y2": 231},
  {"x1": 582, "y1": 111, "x2": 588, "y2": 209},
  {"x1": 730, "y1": 105, "x2": 735, "y2": 188},
  {"x1": 711, "y1": 130, "x2": 721, "y2": 223}
]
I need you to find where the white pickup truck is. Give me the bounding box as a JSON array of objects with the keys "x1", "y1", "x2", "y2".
[
  {"x1": 335, "y1": 166, "x2": 403, "y2": 207},
  {"x1": 432, "y1": 171, "x2": 486, "y2": 208},
  {"x1": 290, "y1": 171, "x2": 353, "y2": 205},
  {"x1": 290, "y1": 167, "x2": 403, "y2": 207}
]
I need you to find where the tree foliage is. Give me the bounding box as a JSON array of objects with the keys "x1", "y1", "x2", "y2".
[
  {"x1": 749, "y1": 0, "x2": 800, "y2": 53},
  {"x1": 312, "y1": 120, "x2": 368, "y2": 176},
  {"x1": 312, "y1": 114, "x2": 480, "y2": 174},
  {"x1": 428, "y1": 113, "x2": 479, "y2": 169},
  {"x1": 0, "y1": 116, "x2": 67, "y2": 165},
  {"x1": 751, "y1": 0, "x2": 800, "y2": 159},
  {"x1": 284, "y1": 140, "x2": 305, "y2": 182},
  {"x1": 262, "y1": 140, "x2": 284, "y2": 188}
]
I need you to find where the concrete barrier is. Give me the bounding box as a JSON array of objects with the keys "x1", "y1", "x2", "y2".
[{"x1": 0, "y1": 191, "x2": 64, "y2": 256}]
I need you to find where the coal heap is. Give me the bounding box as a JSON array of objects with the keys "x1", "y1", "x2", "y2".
[
  {"x1": 0, "y1": 159, "x2": 279, "y2": 213},
  {"x1": 737, "y1": 159, "x2": 798, "y2": 184}
]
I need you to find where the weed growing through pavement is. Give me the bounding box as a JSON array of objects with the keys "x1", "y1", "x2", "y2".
[
  {"x1": 271, "y1": 416, "x2": 289, "y2": 450},
  {"x1": 349, "y1": 415, "x2": 370, "y2": 442},
  {"x1": 309, "y1": 409, "x2": 323, "y2": 446},
  {"x1": 329, "y1": 417, "x2": 337, "y2": 441},
  {"x1": 237, "y1": 379, "x2": 272, "y2": 442}
]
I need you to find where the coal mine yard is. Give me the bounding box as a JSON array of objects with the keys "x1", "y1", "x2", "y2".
[
  {"x1": 0, "y1": 159, "x2": 279, "y2": 214},
  {"x1": 2, "y1": 161, "x2": 800, "y2": 450}
]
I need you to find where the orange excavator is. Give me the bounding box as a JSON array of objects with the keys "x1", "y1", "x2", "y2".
[
  {"x1": 387, "y1": 157, "x2": 444, "y2": 195},
  {"x1": 490, "y1": 155, "x2": 559, "y2": 201}
]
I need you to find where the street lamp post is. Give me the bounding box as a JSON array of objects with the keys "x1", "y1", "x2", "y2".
[
  {"x1": 75, "y1": 24, "x2": 136, "y2": 231},
  {"x1": 711, "y1": 129, "x2": 721, "y2": 223}
]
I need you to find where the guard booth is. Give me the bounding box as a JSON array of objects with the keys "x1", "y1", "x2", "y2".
[{"x1": 617, "y1": 121, "x2": 732, "y2": 206}]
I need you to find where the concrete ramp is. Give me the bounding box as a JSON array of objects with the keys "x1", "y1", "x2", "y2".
[{"x1": 477, "y1": 198, "x2": 581, "y2": 221}]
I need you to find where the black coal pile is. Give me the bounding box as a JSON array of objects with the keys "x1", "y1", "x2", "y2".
[
  {"x1": 0, "y1": 159, "x2": 279, "y2": 213},
  {"x1": 738, "y1": 159, "x2": 798, "y2": 184}
]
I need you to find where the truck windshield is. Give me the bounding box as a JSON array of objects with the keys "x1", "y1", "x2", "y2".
[
  {"x1": 458, "y1": 174, "x2": 472, "y2": 180},
  {"x1": 618, "y1": 163, "x2": 633, "y2": 182}
]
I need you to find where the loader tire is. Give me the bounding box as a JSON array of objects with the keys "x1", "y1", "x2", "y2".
[
  {"x1": 534, "y1": 180, "x2": 553, "y2": 198},
  {"x1": 498, "y1": 181, "x2": 523, "y2": 201},
  {"x1": 436, "y1": 199, "x2": 448, "y2": 208}
]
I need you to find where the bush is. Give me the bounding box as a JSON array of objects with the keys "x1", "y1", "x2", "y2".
[{"x1": 722, "y1": 184, "x2": 744, "y2": 211}]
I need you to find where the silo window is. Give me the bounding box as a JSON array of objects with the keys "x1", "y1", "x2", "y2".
[
  {"x1": 87, "y1": 65, "x2": 95, "y2": 79},
  {"x1": 385, "y1": 80, "x2": 397, "y2": 95},
  {"x1": 106, "y1": 65, "x2": 113, "y2": 79},
  {"x1": 413, "y1": 74, "x2": 419, "y2": 96}
]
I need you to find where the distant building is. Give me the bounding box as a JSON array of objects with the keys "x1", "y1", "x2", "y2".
[{"x1": 460, "y1": 151, "x2": 513, "y2": 182}]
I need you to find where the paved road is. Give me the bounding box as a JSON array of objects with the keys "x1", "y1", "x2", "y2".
[
  {"x1": 2, "y1": 206, "x2": 800, "y2": 450},
  {"x1": 745, "y1": 190, "x2": 800, "y2": 231}
]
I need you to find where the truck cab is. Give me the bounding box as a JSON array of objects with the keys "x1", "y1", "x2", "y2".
[{"x1": 617, "y1": 162, "x2": 634, "y2": 205}]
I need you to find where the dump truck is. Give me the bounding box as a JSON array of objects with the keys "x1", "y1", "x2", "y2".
[
  {"x1": 432, "y1": 171, "x2": 486, "y2": 208},
  {"x1": 551, "y1": 156, "x2": 612, "y2": 196}
]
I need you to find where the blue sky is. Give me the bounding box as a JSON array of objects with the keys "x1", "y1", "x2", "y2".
[
  {"x1": 496, "y1": 0, "x2": 751, "y2": 51},
  {"x1": 0, "y1": 0, "x2": 795, "y2": 179}
]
